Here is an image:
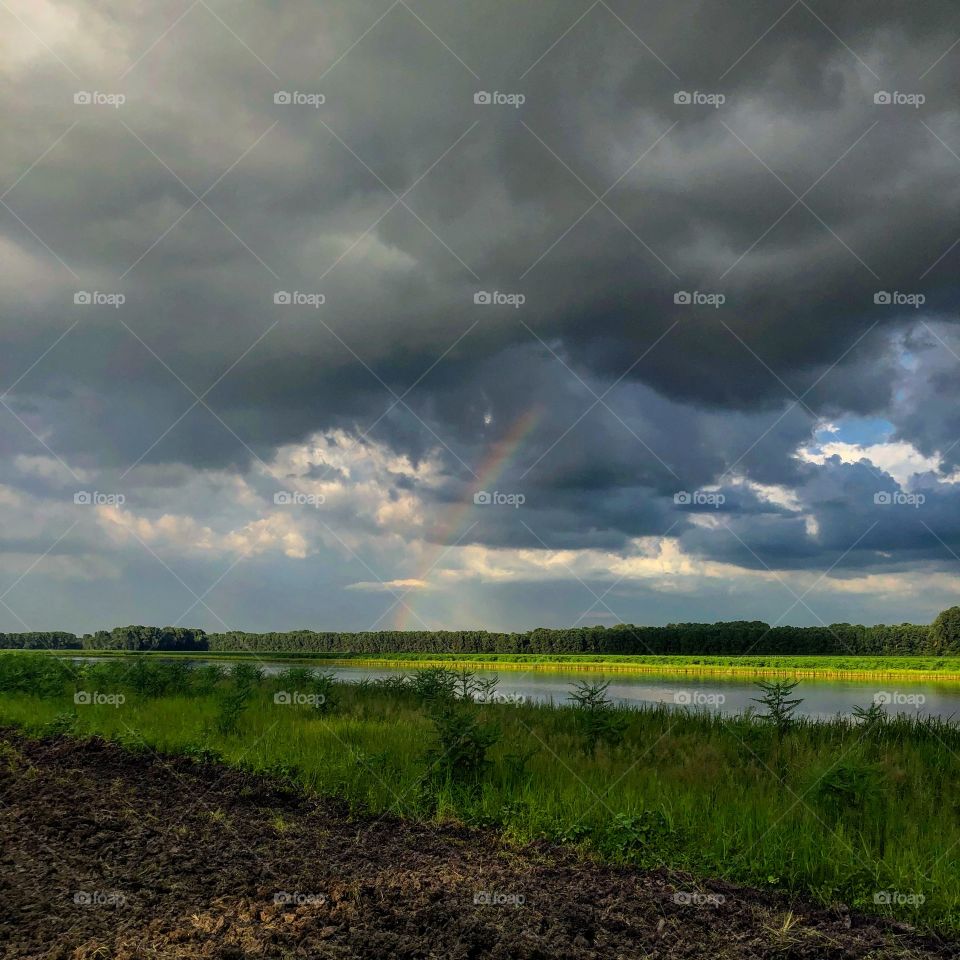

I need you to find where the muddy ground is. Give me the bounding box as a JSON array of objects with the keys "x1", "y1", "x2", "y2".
[{"x1": 0, "y1": 731, "x2": 955, "y2": 959}]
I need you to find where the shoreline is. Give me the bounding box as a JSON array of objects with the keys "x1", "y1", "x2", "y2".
[{"x1": 31, "y1": 648, "x2": 960, "y2": 682}]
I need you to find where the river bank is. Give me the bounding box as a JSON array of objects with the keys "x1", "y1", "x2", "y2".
[{"x1": 37, "y1": 648, "x2": 960, "y2": 681}]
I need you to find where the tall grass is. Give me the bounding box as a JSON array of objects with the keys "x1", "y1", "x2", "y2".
[{"x1": 1, "y1": 652, "x2": 959, "y2": 932}]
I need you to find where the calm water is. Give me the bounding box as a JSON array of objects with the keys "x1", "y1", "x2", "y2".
[{"x1": 73, "y1": 657, "x2": 960, "y2": 720}]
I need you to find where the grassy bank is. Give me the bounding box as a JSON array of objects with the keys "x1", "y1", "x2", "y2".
[
  {"x1": 1, "y1": 653, "x2": 958, "y2": 932},
  {"x1": 38, "y1": 647, "x2": 960, "y2": 680}
]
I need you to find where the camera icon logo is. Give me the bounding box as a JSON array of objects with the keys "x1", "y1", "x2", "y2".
[
  {"x1": 873, "y1": 491, "x2": 892, "y2": 505},
  {"x1": 73, "y1": 491, "x2": 92, "y2": 505},
  {"x1": 474, "y1": 291, "x2": 492, "y2": 305},
  {"x1": 273, "y1": 291, "x2": 291, "y2": 305},
  {"x1": 274, "y1": 491, "x2": 293, "y2": 505},
  {"x1": 674, "y1": 291, "x2": 691, "y2": 305},
  {"x1": 74, "y1": 691, "x2": 92, "y2": 704},
  {"x1": 674, "y1": 91, "x2": 692, "y2": 104},
  {"x1": 873, "y1": 691, "x2": 892, "y2": 705},
  {"x1": 874, "y1": 291, "x2": 891, "y2": 304},
  {"x1": 474, "y1": 91, "x2": 492, "y2": 105},
  {"x1": 274, "y1": 691, "x2": 292, "y2": 705},
  {"x1": 474, "y1": 490, "x2": 492, "y2": 505},
  {"x1": 274, "y1": 91, "x2": 292, "y2": 104},
  {"x1": 674, "y1": 691, "x2": 692, "y2": 705},
  {"x1": 74, "y1": 91, "x2": 92, "y2": 105},
  {"x1": 673, "y1": 491, "x2": 691, "y2": 505},
  {"x1": 874, "y1": 91, "x2": 892, "y2": 105},
  {"x1": 74, "y1": 291, "x2": 92, "y2": 305}
]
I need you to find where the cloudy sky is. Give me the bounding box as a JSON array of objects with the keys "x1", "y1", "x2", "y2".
[{"x1": 1, "y1": 0, "x2": 959, "y2": 634}]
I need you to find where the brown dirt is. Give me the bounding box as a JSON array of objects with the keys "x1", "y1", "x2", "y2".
[{"x1": 0, "y1": 730, "x2": 954, "y2": 959}]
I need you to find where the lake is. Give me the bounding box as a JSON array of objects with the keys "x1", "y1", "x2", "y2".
[{"x1": 73, "y1": 656, "x2": 960, "y2": 720}]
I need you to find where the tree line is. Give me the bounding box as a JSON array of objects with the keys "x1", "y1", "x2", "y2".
[{"x1": 0, "y1": 609, "x2": 958, "y2": 655}]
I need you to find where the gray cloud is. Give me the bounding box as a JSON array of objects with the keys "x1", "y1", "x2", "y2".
[{"x1": 1, "y1": 0, "x2": 959, "y2": 629}]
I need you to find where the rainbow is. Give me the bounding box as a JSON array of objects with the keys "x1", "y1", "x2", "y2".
[{"x1": 394, "y1": 406, "x2": 544, "y2": 629}]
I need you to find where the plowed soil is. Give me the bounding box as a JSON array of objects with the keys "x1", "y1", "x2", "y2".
[{"x1": 0, "y1": 730, "x2": 954, "y2": 959}]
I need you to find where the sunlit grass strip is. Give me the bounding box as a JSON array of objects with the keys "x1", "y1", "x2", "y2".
[
  {"x1": 40, "y1": 648, "x2": 960, "y2": 680},
  {"x1": 311, "y1": 656, "x2": 960, "y2": 681}
]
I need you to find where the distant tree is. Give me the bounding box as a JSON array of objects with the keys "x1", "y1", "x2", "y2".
[{"x1": 931, "y1": 607, "x2": 960, "y2": 654}]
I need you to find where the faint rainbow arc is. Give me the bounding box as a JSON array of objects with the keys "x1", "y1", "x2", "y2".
[{"x1": 395, "y1": 407, "x2": 544, "y2": 629}]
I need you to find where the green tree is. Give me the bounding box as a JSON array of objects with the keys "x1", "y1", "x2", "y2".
[
  {"x1": 752, "y1": 679, "x2": 803, "y2": 739},
  {"x1": 931, "y1": 606, "x2": 960, "y2": 654}
]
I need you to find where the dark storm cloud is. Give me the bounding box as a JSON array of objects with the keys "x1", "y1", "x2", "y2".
[{"x1": 1, "y1": 0, "x2": 959, "y2": 588}]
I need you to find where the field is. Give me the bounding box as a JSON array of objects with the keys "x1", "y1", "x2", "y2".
[
  {"x1": 6, "y1": 731, "x2": 954, "y2": 959},
  {"x1": 2, "y1": 651, "x2": 960, "y2": 945}
]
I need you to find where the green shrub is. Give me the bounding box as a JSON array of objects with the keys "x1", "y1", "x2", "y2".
[
  {"x1": 752, "y1": 679, "x2": 802, "y2": 737},
  {"x1": 193, "y1": 664, "x2": 226, "y2": 695},
  {"x1": 425, "y1": 702, "x2": 500, "y2": 785},
  {"x1": 569, "y1": 679, "x2": 628, "y2": 753},
  {"x1": 410, "y1": 668, "x2": 458, "y2": 704}
]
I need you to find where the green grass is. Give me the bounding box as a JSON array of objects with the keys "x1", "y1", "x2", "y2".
[
  {"x1": 35, "y1": 647, "x2": 960, "y2": 679},
  {"x1": 2, "y1": 653, "x2": 959, "y2": 933}
]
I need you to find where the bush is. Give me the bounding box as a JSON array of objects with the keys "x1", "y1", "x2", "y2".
[
  {"x1": 410, "y1": 668, "x2": 458, "y2": 704},
  {"x1": 0, "y1": 653, "x2": 72, "y2": 698},
  {"x1": 569, "y1": 680, "x2": 628, "y2": 754},
  {"x1": 425, "y1": 702, "x2": 500, "y2": 785},
  {"x1": 598, "y1": 810, "x2": 678, "y2": 863},
  {"x1": 215, "y1": 665, "x2": 261, "y2": 735},
  {"x1": 193, "y1": 664, "x2": 226, "y2": 695}
]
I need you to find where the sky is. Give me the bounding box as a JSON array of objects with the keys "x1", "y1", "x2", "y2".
[{"x1": 1, "y1": 0, "x2": 959, "y2": 635}]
